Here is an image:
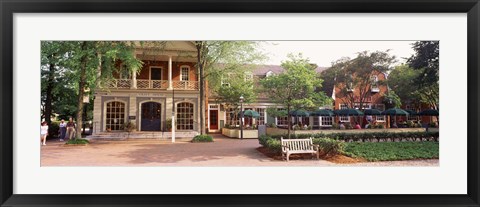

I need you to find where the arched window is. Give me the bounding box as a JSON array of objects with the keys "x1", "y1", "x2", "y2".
[
  {"x1": 177, "y1": 102, "x2": 194, "y2": 130},
  {"x1": 106, "y1": 101, "x2": 126, "y2": 131}
]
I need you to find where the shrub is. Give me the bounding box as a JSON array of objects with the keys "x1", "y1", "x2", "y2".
[
  {"x1": 331, "y1": 123, "x2": 339, "y2": 129},
  {"x1": 268, "y1": 131, "x2": 439, "y2": 142},
  {"x1": 267, "y1": 123, "x2": 277, "y2": 128},
  {"x1": 259, "y1": 135, "x2": 271, "y2": 146},
  {"x1": 266, "y1": 138, "x2": 282, "y2": 154},
  {"x1": 313, "y1": 138, "x2": 345, "y2": 156},
  {"x1": 66, "y1": 138, "x2": 89, "y2": 145},
  {"x1": 191, "y1": 135, "x2": 214, "y2": 142},
  {"x1": 47, "y1": 121, "x2": 60, "y2": 139},
  {"x1": 166, "y1": 118, "x2": 173, "y2": 130},
  {"x1": 124, "y1": 121, "x2": 136, "y2": 132}
]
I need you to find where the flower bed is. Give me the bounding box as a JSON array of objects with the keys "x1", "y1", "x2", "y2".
[{"x1": 258, "y1": 133, "x2": 439, "y2": 162}]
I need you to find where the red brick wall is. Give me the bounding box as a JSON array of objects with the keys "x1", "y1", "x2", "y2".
[{"x1": 334, "y1": 71, "x2": 388, "y2": 109}]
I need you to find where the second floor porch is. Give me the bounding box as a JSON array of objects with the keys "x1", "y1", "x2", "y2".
[{"x1": 105, "y1": 79, "x2": 199, "y2": 90}]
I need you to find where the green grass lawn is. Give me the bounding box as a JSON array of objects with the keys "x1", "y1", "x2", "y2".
[{"x1": 343, "y1": 142, "x2": 439, "y2": 161}]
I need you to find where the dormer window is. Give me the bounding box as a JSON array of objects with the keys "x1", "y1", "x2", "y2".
[
  {"x1": 266, "y1": 71, "x2": 274, "y2": 77},
  {"x1": 347, "y1": 82, "x2": 354, "y2": 92},
  {"x1": 371, "y1": 75, "x2": 379, "y2": 92},
  {"x1": 245, "y1": 72, "x2": 253, "y2": 82}
]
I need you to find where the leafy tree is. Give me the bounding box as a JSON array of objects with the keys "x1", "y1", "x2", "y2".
[
  {"x1": 41, "y1": 41, "x2": 75, "y2": 123},
  {"x1": 408, "y1": 41, "x2": 439, "y2": 85},
  {"x1": 260, "y1": 53, "x2": 330, "y2": 138},
  {"x1": 332, "y1": 51, "x2": 396, "y2": 110},
  {"x1": 387, "y1": 64, "x2": 423, "y2": 108},
  {"x1": 41, "y1": 41, "x2": 143, "y2": 139},
  {"x1": 382, "y1": 90, "x2": 402, "y2": 109},
  {"x1": 194, "y1": 41, "x2": 265, "y2": 134},
  {"x1": 214, "y1": 73, "x2": 256, "y2": 126},
  {"x1": 407, "y1": 41, "x2": 439, "y2": 110}
]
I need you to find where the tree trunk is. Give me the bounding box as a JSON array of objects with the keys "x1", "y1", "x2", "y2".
[
  {"x1": 44, "y1": 57, "x2": 55, "y2": 124},
  {"x1": 287, "y1": 106, "x2": 291, "y2": 138},
  {"x1": 75, "y1": 41, "x2": 89, "y2": 139},
  {"x1": 196, "y1": 42, "x2": 206, "y2": 135}
]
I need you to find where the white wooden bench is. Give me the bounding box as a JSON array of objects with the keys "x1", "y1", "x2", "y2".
[{"x1": 281, "y1": 137, "x2": 319, "y2": 161}]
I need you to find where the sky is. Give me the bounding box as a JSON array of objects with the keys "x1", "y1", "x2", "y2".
[{"x1": 260, "y1": 41, "x2": 416, "y2": 67}]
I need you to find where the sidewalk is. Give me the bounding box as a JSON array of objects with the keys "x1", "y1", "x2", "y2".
[{"x1": 41, "y1": 135, "x2": 438, "y2": 167}]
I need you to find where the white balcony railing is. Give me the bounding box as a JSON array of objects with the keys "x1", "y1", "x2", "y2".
[
  {"x1": 172, "y1": 81, "x2": 199, "y2": 90},
  {"x1": 106, "y1": 79, "x2": 198, "y2": 90},
  {"x1": 137, "y1": 79, "x2": 168, "y2": 89},
  {"x1": 105, "y1": 79, "x2": 131, "y2": 89}
]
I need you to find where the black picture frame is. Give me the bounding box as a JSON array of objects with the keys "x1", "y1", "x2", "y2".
[{"x1": 1, "y1": 0, "x2": 479, "y2": 206}]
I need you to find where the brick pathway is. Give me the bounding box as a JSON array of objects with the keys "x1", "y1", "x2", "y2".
[{"x1": 41, "y1": 134, "x2": 438, "y2": 167}]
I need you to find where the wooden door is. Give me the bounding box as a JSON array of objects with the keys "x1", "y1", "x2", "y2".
[{"x1": 209, "y1": 110, "x2": 218, "y2": 130}]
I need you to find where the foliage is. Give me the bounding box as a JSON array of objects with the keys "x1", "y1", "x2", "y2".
[
  {"x1": 406, "y1": 41, "x2": 439, "y2": 109},
  {"x1": 194, "y1": 41, "x2": 266, "y2": 134},
  {"x1": 407, "y1": 41, "x2": 439, "y2": 86},
  {"x1": 124, "y1": 121, "x2": 136, "y2": 132},
  {"x1": 382, "y1": 91, "x2": 402, "y2": 108},
  {"x1": 260, "y1": 53, "x2": 331, "y2": 138},
  {"x1": 66, "y1": 138, "x2": 90, "y2": 145},
  {"x1": 191, "y1": 135, "x2": 214, "y2": 142},
  {"x1": 266, "y1": 139, "x2": 282, "y2": 154},
  {"x1": 41, "y1": 41, "x2": 143, "y2": 139},
  {"x1": 343, "y1": 142, "x2": 439, "y2": 161},
  {"x1": 166, "y1": 118, "x2": 173, "y2": 130},
  {"x1": 313, "y1": 138, "x2": 345, "y2": 156},
  {"x1": 215, "y1": 75, "x2": 256, "y2": 125},
  {"x1": 258, "y1": 135, "x2": 271, "y2": 146},
  {"x1": 387, "y1": 64, "x2": 422, "y2": 106},
  {"x1": 47, "y1": 121, "x2": 60, "y2": 139},
  {"x1": 331, "y1": 51, "x2": 396, "y2": 110},
  {"x1": 269, "y1": 131, "x2": 439, "y2": 142}
]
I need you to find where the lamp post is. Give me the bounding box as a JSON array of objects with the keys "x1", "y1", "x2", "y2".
[
  {"x1": 172, "y1": 87, "x2": 175, "y2": 143},
  {"x1": 239, "y1": 95, "x2": 244, "y2": 140}
]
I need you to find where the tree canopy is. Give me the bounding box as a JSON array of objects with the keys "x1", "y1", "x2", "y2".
[
  {"x1": 260, "y1": 53, "x2": 330, "y2": 137},
  {"x1": 330, "y1": 51, "x2": 396, "y2": 109}
]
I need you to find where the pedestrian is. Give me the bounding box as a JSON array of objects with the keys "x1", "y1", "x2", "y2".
[
  {"x1": 58, "y1": 119, "x2": 67, "y2": 141},
  {"x1": 66, "y1": 117, "x2": 76, "y2": 140},
  {"x1": 354, "y1": 122, "x2": 361, "y2": 129},
  {"x1": 40, "y1": 121, "x2": 48, "y2": 146}
]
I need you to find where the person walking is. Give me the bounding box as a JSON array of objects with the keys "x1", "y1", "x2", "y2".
[
  {"x1": 66, "y1": 117, "x2": 76, "y2": 140},
  {"x1": 40, "y1": 121, "x2": 48, "y2": 146},
  {"x1": 58, "y1": 119, "x2": 67, "y2": 141}
]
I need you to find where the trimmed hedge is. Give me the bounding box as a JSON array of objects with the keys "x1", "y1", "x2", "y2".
[
  {"x1": 343, "y1": 142, "x2": 439, "y2": 161},
  {"x1": 191, "y1": 135, "x2": 214, "y2": 143},
  {"x1": 269, "y1": 131, "x2": 439, "y2": 142}
]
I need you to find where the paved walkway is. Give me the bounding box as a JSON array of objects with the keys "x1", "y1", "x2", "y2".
[{"x1": 41, "y1": 134, "x2": 438, "y2": 167}]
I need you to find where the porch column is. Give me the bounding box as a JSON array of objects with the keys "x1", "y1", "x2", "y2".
[
  {"x1": 168, "y1": 55, "x2": 173, "y2": 90},
  {"x1": 131, "y1": 70, "x2": 137, "y2": 89},
  {"x1": 92, "y1": 93, "x2": 102, "y2": 134}
]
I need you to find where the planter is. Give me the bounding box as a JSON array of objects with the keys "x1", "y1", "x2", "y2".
[{"x1": 222, "y1": 128, "x2": 258, "y2": 139}]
